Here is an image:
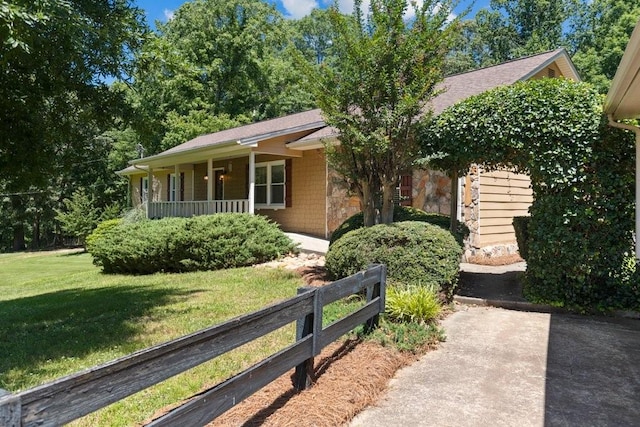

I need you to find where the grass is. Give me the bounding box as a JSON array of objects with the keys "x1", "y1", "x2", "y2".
[{"x1": 0, "y1": 250, "x2": 305, "y2": 426}]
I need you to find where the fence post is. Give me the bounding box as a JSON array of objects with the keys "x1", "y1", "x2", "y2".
[
  {"x1": 0, "y1": 389, "x2": 21, "y2": 427},
  {"x1": 365, "y1": 264, "x2": 386, "y2": 333},
  {"x1": 293, "y1": 287, "x2": 315, "y2": 391}
]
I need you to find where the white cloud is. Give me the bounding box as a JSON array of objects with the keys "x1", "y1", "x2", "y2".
[
  {"x1": 281, "y1": 0, "x2": 318, "y2": 19},
  {"x1": 163, "y1": 9, "x2": 175, "y2": 21}
]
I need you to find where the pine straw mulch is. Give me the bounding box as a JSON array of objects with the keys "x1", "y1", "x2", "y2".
[
  {"x1": 208, "y1": 265, "x2": 429, "y2": 426},
  {"x1": 208, "y1": 339, "x2": 420, "y2": 427}
]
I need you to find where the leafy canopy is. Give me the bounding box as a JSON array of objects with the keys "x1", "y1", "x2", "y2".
[{"x1": 302, "y1": 0, "x2": 460, "y2": 225}]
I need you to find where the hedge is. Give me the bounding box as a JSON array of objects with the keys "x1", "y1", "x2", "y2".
[
  {"x1": 422, "y1": 78, "x2": 638, "y2": 310},
  {"x1": 329, "y1": 205, "x2": 468, "y2": 247},
  {"x1": 325, "y1": 221, "x2": 462, "y2": 297},
  {"x1": 87, "y1": 214, "x2": 296, "y2": 274}
]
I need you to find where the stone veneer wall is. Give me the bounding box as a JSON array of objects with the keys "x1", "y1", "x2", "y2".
[
  {"x1": 411, "y1": 169, "x2": 452, "y2": 215},
  {"x1": 326, "y1": 167, "x2": 362, "y2": 237}
]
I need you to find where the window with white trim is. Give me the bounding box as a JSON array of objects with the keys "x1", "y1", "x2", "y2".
[
  {"x1": 255, "y1": 160, "x2": 286, "y2": 208},
  {"x1": 169, "y1": 174, "x2": 177, "y2": 202},
  {"x1": 141, "y1": 177, "x2": 149, "y2": 203}
]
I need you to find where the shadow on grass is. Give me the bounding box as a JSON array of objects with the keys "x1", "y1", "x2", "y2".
[{"x1": 0, "y1": 285, "x2": 196, "y2": 390}]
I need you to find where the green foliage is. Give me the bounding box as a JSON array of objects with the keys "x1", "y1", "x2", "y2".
[
  {"x1": 55, "y1": 189, "x2": 100, "y2": 247},
  {"x1": 512, "y1": 216, "x2": 530, "y2": 260},
  {"x1": 160, "y1": 110, "x2": 247, "y2": 152},
  {"x1": 446, "y1": 0, "x2": 575, "y2": 73},
  {"x1": 385, "y1": 285, "x2": 442, "y2": 324},
  {"x1": 88, "y1": 214, "x2": 296, "y2": 274},
  {"x1": 326, "y1": 221, "x2": 462, "y2": 296},
  {"x1": 569, "y1": 0, "x2": 640, "y2": 94},
  {"x1": 330, "y1": 205, "x2": 468, "y2": 246},
  {"x1": 86, "y1": 218, "x2": 122, "y2": 251},
  {"x1": 365, "y1": 318, "x2": 445, "y2": 353},
  {"x1": 421, "y1": 78, "x2": 638, "y2": 310},
  {"x1": 300, "y1": 0, "x2": 461, "y2": 225},
  {"x1": 132, "y1": 0, "x2": 314, "y2": 153}
]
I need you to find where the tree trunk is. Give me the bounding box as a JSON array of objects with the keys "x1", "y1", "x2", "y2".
[
  {"x1": 11, "y1": 196, "x2": 26, "y2": 252},
  {"x1": 380, "y1": 181, "x2": 396, "y2": 224},
  {"x1": 360, "y1": 181, "x2": 376, "y2": 227}
]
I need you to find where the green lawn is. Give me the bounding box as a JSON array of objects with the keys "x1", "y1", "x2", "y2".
[{"x1": 0, "y1": 250, "x2": 308, "y2": 426}]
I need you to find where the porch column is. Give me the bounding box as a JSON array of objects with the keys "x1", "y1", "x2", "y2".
[
  {"x1": 207, "y1": 158, "x2": 213, "y2": 201},
  {"x1": 248, "y1": 151, "x2": 255, "y2": 214},
  {"x1": 147, "y1": 167, "x2": 153, "y2": 218}
]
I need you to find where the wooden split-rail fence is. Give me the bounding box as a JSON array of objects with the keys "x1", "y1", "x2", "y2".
[{"x1": 0, "y1": 264, "x2": 386, "y2": 426}]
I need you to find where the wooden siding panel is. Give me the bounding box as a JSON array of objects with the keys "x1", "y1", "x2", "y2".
[{"x1": 478, "y1": 169, "x2": 532, "y2": 248}]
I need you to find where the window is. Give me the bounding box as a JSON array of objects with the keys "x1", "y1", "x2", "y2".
[
  {"x1": 141, "y1": 177, "x2": 149, "y2": 203},
  {"x1": 255, "y1": 160, "x2": 286, "y2": 208},
  {"x1": 168, "y1": 172, "x2": 184, "y2": 201},
  {"x1": 169, "y1": 174, "x2": 177, "y2": 202}
]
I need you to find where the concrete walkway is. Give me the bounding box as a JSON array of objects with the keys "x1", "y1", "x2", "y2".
[
  {"x1": 285, "y1": 233, "x2": 329, "y2": 255},
  {"x1": 350, "y1": 266, "x2": 640, "y2": 427}
]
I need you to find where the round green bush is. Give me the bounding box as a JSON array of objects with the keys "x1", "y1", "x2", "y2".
[
  {"x1": 88, "y1": 214, "x2": 296, "y2": 274},
  {"x1": 325, "y1": 221, "x2": 462, "y2": 296},
  {"x1": 86, "y1": 218, "x2": 122, "y2": 250},
  {"x1": 329, "y1": 206, "x2": 468, "y2": 247}
]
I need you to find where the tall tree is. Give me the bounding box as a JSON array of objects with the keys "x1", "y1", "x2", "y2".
[
  {"x1": 290, "y1": 8, "x2": 337, "y2": 65},
  {"x1": 447, "y1": 0, "x2": 576, "y2": 72},
  {"x1": 132, "y1": 0, "x2": 315, "y2": 153},
  {"x1": 0, "y1": 0, "x2": 146, "y2": 250},
  {"x1": 568, "y1": 0, "x2": 640, "y2": 93},
  {"x1": 303, "y1": 0, "x2": 460, "y2": 226}
]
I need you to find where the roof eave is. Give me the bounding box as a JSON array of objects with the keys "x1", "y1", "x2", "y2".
[
  {"x1": 518, "y1": 48, "x2": 581, "y2": 82},
  {"x1": 605, "y1": 20, "x2": 640, "y2": 120}
]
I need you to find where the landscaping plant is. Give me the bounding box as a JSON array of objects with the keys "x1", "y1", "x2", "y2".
[
  {"x1": 422, "y1": 78, "x2": 638, "y2": 310},
  {"x1": 87, "y1": 214, "x2": 296, "y2": 274},
  {"x1": 329, "y1": 205, "x2": 468, "y2": 247},
  {"x1": 326, "y1": 221, "x2": 462, "y2": 297}
]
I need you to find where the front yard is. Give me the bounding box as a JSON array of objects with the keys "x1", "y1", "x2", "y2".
[{"x1": 0, "y1": 250, "x2": 303, "y2": 425}]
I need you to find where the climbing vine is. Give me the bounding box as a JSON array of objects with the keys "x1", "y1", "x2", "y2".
[{"x1": 420, "y1": 78, "x2": 638, "y2": 310}]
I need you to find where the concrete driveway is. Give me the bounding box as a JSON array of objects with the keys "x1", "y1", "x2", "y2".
[{"x1": 350, "y1": 305, "x2": 640, "y2": 426}]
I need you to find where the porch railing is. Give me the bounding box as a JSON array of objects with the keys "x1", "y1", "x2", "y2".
[{"x1": 148, "y1": 200, "x2": 249, "y2": 218}]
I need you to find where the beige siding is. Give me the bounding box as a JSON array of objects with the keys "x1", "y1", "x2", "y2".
[
  {"x1": 530, "y1": 62, "x2": 563, "y2": 80},
  {"x1": 478, "y1": 170, "x2": 532, "y2": 247},
  {"x1": 257, "y1": 150, "x2": 327, "y2": 238},
  {"x1": 193, "y1": 163, "x2": 208, "y2": 200}
]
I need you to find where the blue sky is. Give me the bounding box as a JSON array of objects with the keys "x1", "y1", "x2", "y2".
[{"x1": 134, "y1": 0, "x2": 490, "y2": 26}]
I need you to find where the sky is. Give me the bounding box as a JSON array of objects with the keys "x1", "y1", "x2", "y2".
[{"x1": 134, "y1": 0, "x2": 491, "y2": 26}]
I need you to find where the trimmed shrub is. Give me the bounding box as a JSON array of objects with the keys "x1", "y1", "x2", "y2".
[
  {"x1": 329, "y1": 205, "x2": 468, "y2": 246},
  {"x1": 88, "y1": 214, "x2": 296, "y2": 274},
  {"x1": 386, "y1": 285, "x2": 441, "y2": 324},
  {"x1": 325, "y1": 221, "x2": 462, "y2": 296},
  {"x1": 512, "y1": 216, "x2": 530, "y2": 260},
  {"x1": 86, "y1": 218, "x2": 122, "y2": 251}
]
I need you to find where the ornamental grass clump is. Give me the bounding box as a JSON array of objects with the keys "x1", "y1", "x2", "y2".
[{"x1": 385, "y1": 285, "x2": 441, "y2": 324}]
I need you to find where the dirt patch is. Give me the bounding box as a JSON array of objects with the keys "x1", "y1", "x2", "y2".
[
  {"x1": 466, "y1": 253, "x2": 524, "y2": 266},
  {"x1": 208, "y1": 339, "x2": 416, "y2": 427}
]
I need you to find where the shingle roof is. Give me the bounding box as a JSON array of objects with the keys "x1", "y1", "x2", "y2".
[
  {"x1": 432, "y1": 49, "x2": 569, "y2": 114},
  {"x1": 160, "y1": 108, "x2": 325, "y2": 156},
  {"x1": 136, "y1": 49, "x2": 574, "y2": 160}
]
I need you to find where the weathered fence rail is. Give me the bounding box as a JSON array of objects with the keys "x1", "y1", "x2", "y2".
[{"x1": 0, "y1": 264, "x2": 386, "y2": 427}]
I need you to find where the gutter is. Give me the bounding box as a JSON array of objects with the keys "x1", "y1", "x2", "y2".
[{"x1": 608, "y1": 114, "x2": 640, "y2": 262}]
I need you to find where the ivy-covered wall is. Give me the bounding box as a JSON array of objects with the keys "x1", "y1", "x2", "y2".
[{"x1": 421, "y1": 78, "x2": 638, "y2": 310}]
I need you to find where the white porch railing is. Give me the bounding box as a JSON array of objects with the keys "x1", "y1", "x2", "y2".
[{"x1": 148, "y1": 200, "x2": 250, "y2": 218}]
